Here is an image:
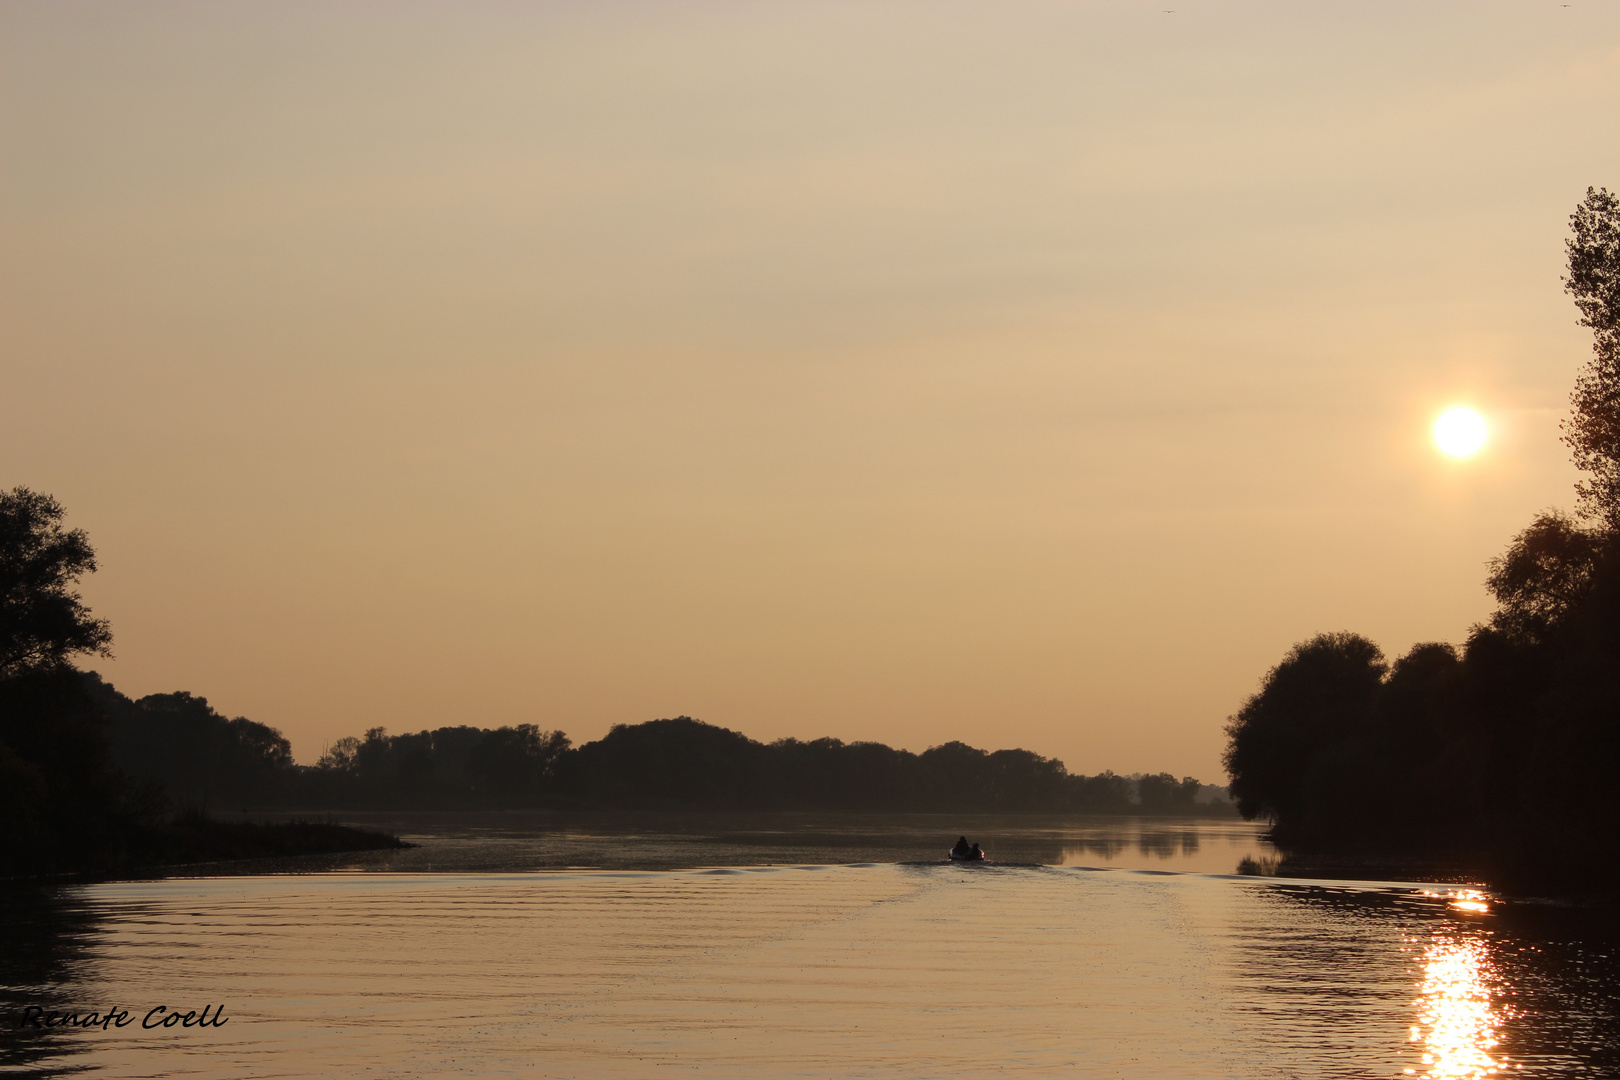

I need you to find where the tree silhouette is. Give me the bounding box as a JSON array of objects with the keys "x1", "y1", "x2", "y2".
[
  {"x1": 1222, "y1": 632, "x2": 1385, "y2": 843},
  {"x1": 1564, "y1": 187, "x2": 1620, "y2": 528},
  {"x1": 0, "y1": 487, "x2": 112, "y2": 677},
  {"x1": 1485, "y1": 511, "x2": 1605, "y2": 644}
]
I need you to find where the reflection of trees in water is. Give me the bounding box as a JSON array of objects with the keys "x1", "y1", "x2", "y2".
[
  {"x1": 1067, "y1": 838, "x2": 1127, "y2": 860},
  {"x1": 1240, "y1": 884, "x2": 1620, "y2": 1078},
  {"x1": 1137, "y1": 831, "x2": 1201, "y2": 859},
  {"x1": 0, "y1": 886, "x2": 104, "y2": 1074},
  {"x1": 1059, "y1": 828, "x2": 1208, "y2": 863}
]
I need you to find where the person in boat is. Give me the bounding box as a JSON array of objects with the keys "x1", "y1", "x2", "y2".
[
  {"x1": 951, "y1": 836, "x2": 972, "y2": 858},
  {"x1": 969, "y1": 843, "x2": 982, "y2": 859}
]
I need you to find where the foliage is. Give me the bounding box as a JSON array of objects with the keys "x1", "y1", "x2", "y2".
[
  {"x1": 1564, "y1": 187, "x2": 1620, "y2": 527},
  {"x1": 93, "y1": 682, "x2": 295, "y2": 809},
  {"x1": 1223, "y1": 633, "x2": 1386, "y2": 840},
  {"x1": 1485, "y1": 511, "x2": 1605, "y2": 643},
  {"x1": 70, "y1": 679, "x2": 1226, "y2": 817},
  {"x1": 0, "y1": 668, "x2": 132, "y2": 875},
  {"x1": 308, "y1": 722, "x2": 571, "y2": 807},
  {"x1": 0, "y1": 488, "x2": 127, "y2": 874},
  {"x1": 0, "y1": 487, "x2": 111, "y2": 678},
  {"x1": 541, "y1": 717, "x2": 1223, "y2": 815},
  {"x1": 1136, "y1": 773, "x2": 1204, "y2": 814},
  {"x1": 1221, "y1": 551, "x2": 1620, "y2": 890}
]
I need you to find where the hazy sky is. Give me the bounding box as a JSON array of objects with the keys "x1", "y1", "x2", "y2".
[{"x1": 5, "y1": 2, "x2": 1619, "y2": 780}]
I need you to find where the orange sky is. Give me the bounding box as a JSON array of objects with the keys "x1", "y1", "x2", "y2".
[{"x1": 5, "y1": 2, "x2": 1619, "y2": 780}]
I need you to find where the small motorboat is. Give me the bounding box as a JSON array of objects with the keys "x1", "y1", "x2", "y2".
[{"x1": 948, "y1": 848, "x2": 986, "y2": 862}]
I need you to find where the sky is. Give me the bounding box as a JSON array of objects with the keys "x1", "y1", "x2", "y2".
[{"x1": 4, "y1": 1, "x2": 1619, "y2": 780}]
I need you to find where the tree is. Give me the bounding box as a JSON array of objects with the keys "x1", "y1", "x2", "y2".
[
  {"x1": 1484, "y1": 510, "x2": 1606, "y2": 643},
  {"x1": 468, "y1": 724, "x2": 571, "y2": 798},
  {"x1": 563, "y1": 716, "x2": 770, "y2": 809},
  {"x1": 0, "y1": 489, "x2": 124, "y2": 872},
  {"x1": 1222, "y1": 632, "x2": 1386, "y2": 838},
  {"x1": 317, "y1": 736, "x2": 363, "y2": 771},
  {"x1": 0, "y1": 487, "x2": 112, "y2": 677},
  {"x1": 1563, "y1": 187, "x2": 1620, "y2": 528},
  {"x1": 1136, "y1": 772, "x2": 1201, "y2": 814},
  {"x1": 101, "y1": 690, "x2": 295, "y2": 807}
]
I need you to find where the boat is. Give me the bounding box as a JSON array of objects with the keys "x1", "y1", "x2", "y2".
[{"x1": 948, "y1": 849, "x2": 986, "y2": 862}]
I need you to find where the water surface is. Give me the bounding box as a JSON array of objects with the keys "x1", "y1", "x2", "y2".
[
  {"x1": 215, "y1": 811, "x2": 1277, "y2": 875},
  {"x1": 4, "y1": 819, "x2": 1617, "y2": 1078}
]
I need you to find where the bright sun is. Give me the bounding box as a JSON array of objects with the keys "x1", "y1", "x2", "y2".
[{"x1": 1434, "y1": 407, "x2": 1487, "y2": 457}]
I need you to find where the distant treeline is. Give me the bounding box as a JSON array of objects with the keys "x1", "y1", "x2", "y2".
[
  {"x1": 1224, "y1": 189, "x2": 1620, "y2": 894},
  {"x1": 87, "y1": 677, "x2": 1230, "y2": 816}
]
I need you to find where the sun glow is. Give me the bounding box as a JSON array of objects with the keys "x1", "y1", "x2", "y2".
[{"x1": 1434, "y1": 407, "x2": 1488, "y2": 458}]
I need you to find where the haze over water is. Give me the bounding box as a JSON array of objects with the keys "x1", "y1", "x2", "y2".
[{"x1": 5, "y1": 821, "x2": 1619, "y2": 1079}]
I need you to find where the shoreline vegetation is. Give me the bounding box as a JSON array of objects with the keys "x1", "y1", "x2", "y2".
[
  {"x1": 0, "y1": 494, "x2": 410, "y2": 880},
  {"x1": 1225, "y1": 189, "x2": 1620, "y2": 898},
  {"x1": 0, "y1": 487, "x2": 1225, "y2": 879},
  {"x1": 0, "y1": 665, "x2": 408, "y2": 880},
  {"x1": 19, "y1": 665, "x2": 1236, "y2": 880},
  {"x1": 92, "y1": 678, "x2": 1233, "y2": 817},
  {"x1": 10, "y1": 665, "x2": 1233, "y2": 879}
]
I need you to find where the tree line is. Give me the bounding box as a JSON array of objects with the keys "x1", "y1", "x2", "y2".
[
  {"x1": 89, "y1": 682, "x2": 1228, "y2": 815},
  {"x1": 1224, "y1": 188, "x2": 1620, "y2": 893},
  {"x1": 0, "y1": 481, "x2": 1227, "y2": 877}
]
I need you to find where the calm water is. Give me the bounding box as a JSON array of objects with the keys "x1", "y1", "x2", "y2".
[
  {"x1": 227, "y1": 811, "x2": 1281, "y2": 875},
  {"x1": 3, "y1": 818, "x2": 1618, "y2": 1079}
]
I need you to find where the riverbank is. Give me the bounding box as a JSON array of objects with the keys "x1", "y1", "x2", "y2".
[
  {"x1": 4, "y1": 814, "x2": 409, "y2": 882},
  {"x1": 131, "y1": 814, "x2": 410, "y2": 865}
]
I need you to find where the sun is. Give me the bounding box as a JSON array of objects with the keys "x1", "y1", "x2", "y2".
[{"x1": 1433, "y1": 407, "x2": 1487, "y2": 458}]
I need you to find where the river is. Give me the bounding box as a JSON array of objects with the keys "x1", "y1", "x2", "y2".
[{"x1": 3, "y1": 816, "x2": 1616, "y2": 1078}]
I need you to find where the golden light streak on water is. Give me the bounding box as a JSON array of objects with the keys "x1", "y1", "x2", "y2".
[
  {"x1": 1405, "y1": 931, "x2": 1512, "y2": 1079},
  {"x1": 1418, "y1": 888, "x2": 1492, "y2": 915}
]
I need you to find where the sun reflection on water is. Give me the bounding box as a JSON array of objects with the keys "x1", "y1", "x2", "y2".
[
  {"x1": 1403, "y1": 917, "x2": 1515, "y2": 1079},
  {"x1": 1419, "y1": 888, "x2": 1492, "y2": 915}
]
